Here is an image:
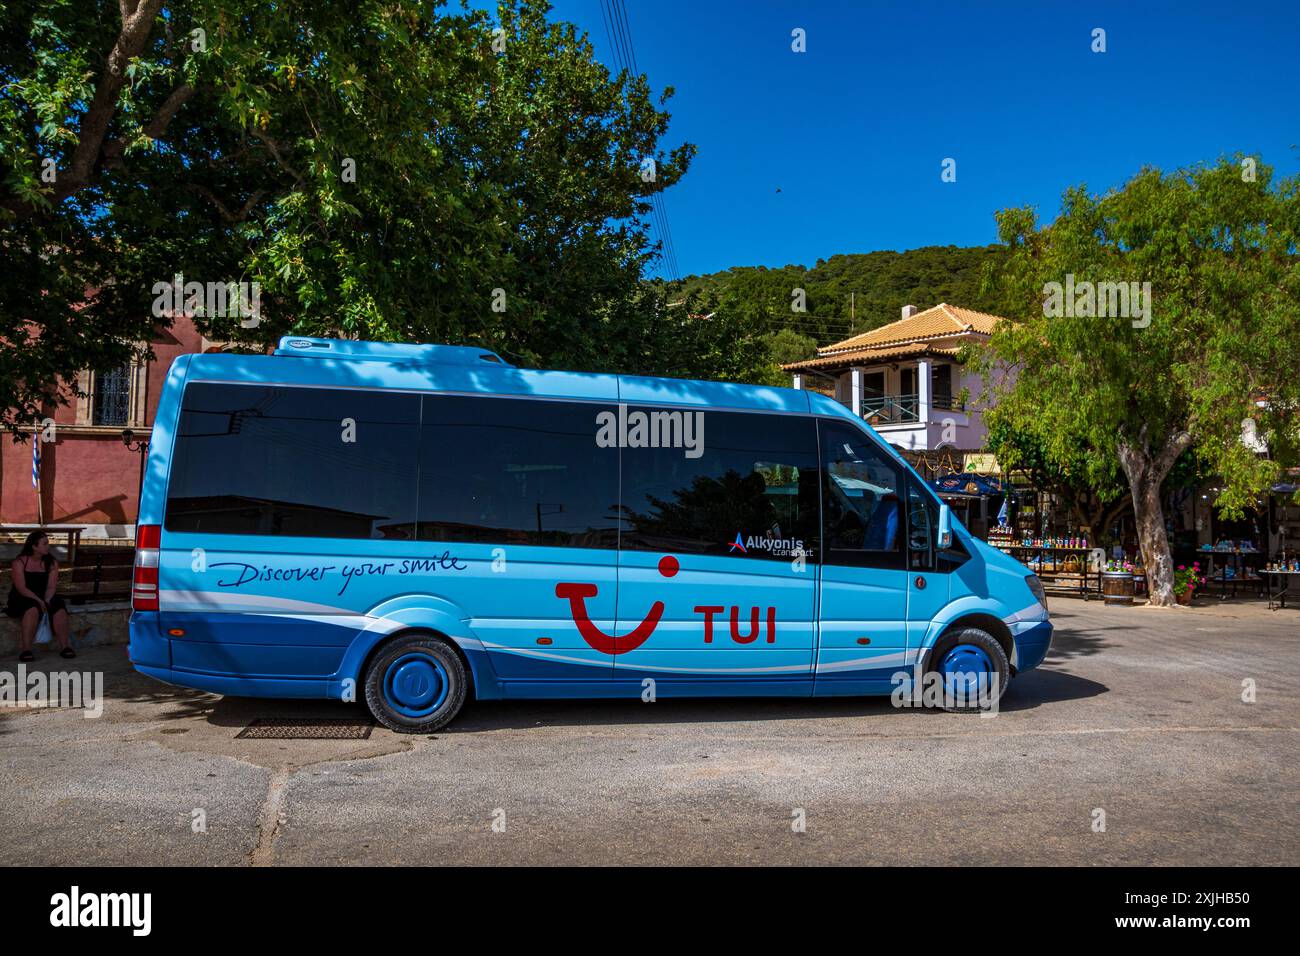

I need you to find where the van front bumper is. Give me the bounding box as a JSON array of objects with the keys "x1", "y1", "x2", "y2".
[{"x1": 1013, "y1": 620, "x2": 1054, "y2": 672}]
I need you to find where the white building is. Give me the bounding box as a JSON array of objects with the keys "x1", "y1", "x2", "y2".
[{"x1": 784, "y1": 303, "x2": 1005, "y2": 453}]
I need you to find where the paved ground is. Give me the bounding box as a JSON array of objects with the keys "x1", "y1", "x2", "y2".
[{"x1": 1, "y1": 598, "x2": 1296, "y2": 865}]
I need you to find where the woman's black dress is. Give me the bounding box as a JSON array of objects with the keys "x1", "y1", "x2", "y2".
[{"x1": 5, "y1": 562, "x2": 66, "y2": 617}]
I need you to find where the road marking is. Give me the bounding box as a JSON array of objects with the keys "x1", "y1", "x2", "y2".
[{"x1": 250, "y1": 767, "x2": 291, "y2": 866}]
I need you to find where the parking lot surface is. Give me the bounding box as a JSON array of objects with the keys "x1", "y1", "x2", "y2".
[{"x1": 2, "y1": 599, "x2": 1296, "y2": 865}]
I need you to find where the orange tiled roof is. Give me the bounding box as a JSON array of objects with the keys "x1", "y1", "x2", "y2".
[
  {"x1": 819, "y1": 303, "x2": 1003, "y2": 354},
  {"x1": 782, "y1": 343, "x2": 962, "y2": 374}
]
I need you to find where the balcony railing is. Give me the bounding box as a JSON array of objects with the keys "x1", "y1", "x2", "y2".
[
  {"x1": 862, "y1": 393, "x2": 919, "y2": 423},
  {"x1": 860, "y1": 393, "x2": 963, "y2": 424}
]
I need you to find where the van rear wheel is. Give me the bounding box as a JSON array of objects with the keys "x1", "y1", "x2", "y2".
[
  {"x1": 926, "y1": 626, "x2": 1010, "y2": 713},
  {"x1": 364, "y1": 635, "x2": 467, "y2": 733}
]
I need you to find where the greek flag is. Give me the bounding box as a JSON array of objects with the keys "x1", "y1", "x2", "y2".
[
  {"x1": 996, "y1": 496, "x2": 1009, "y2": 527},
  {"x1": 31, "y1": 437, "x2": 40, "y2": 488}
]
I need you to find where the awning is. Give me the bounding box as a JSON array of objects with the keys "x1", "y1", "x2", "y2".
[{"x1": 931, "y1": 472, "x2": 1003, "y2": 496}]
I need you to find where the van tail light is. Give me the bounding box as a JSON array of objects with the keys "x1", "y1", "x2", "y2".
[{"x1": 133, "y1": 524, "x2": 161, "y2": 611}]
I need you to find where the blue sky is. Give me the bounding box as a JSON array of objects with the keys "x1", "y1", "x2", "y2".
[{"x1": 529, "y1": 0, "x2": 1300, "y2": 279}]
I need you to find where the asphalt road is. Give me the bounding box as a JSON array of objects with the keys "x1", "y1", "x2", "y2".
[{"x1": 2, "y1": 598, "x2": 1297, "y2": 865}]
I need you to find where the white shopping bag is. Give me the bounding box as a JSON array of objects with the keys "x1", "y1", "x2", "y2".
[{"x1": 34, "y1": 613, "x2": 52, "y2": 645}]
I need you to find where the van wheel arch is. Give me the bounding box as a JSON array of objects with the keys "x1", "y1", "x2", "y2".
[
  {"x1": 360, "y1": 628, "x2": 477, "y2": 700},
  {"x1": 925, "y1": 614, "x2": 1014, "y2": 674}
]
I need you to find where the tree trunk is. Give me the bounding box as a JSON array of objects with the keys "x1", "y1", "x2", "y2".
[
  {"x1": 1117, "y1": 428, "x2": 1193, "y2": 608},
  {"x1": 1131, "y1": 471, "x2": 1176, "y2": 605}
]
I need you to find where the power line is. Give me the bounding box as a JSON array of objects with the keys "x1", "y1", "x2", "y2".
[
  {"x1": 599, "y1": 0, "x2": 680, "y2": 282},
  {"x1": 617, "y1": 0, "x2": 683, "y2": 282},
  {"x1": 616, "y1": 0, "x2": 640, "y2": 74},
  {"x1": 654, "y1": 194, "x2": 681, "y2": 281}
]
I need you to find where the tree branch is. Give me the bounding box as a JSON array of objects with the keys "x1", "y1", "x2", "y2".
[
  {"x1": 102, "y1": 82, "x2": 196, "y2": 170},
  {"x1": 1153, "y1": 429, "x2": 1194, "y2": 480},
  {"x1": 2, "y1": 0, "x2": 165, "y2": 219},
  {"x1": 188, "y1": 184, "x2": 266, "y2": 223},
  {"x1": 251, "y1": 133, "x2": 305, "y2": 185}
]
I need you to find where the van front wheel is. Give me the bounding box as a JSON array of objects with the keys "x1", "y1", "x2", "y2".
[
  {"x1": 926, "y1": 627, "x2": 1010, "y2": 713},
  {"x1": 364, "y1": 635, "x2": 467, "y2": 733}
]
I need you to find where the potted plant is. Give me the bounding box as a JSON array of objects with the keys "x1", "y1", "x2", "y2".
[
  {"x1": 1173, "y1": 563, "x2": 1204, "y2": 605},
  {"x1": 1103, "y1": 559, "x2": 1136, "y2": 605}
]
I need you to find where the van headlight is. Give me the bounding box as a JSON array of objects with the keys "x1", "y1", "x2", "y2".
[{"x1": 1026, "y1": 574, "x2": 1047, "y2": 609}]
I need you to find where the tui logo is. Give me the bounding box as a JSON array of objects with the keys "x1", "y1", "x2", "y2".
[{"x1": 555, "y1": 555, "x2": 679, "y2": 655}]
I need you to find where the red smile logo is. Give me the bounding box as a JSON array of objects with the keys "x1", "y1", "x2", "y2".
[{"x1": 555, "y1": 555, "x2": 679, "y2": 655}]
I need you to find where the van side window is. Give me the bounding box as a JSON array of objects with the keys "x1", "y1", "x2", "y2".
[
  {"x1": 819, "y1": 420, "x2": 905, "y2": 569},
  {"x1": 619, "y1": 408, "x2": 819, "y2": 561},
  {"x1": 165, "y1": 383, "x2": 419, "y2": 538},
  {"x1": 907, "y1": 478, "x2": 937, "y2": 571},
  {"x1": 418, "y1": 395, "x2": 619, "y2": 548}
]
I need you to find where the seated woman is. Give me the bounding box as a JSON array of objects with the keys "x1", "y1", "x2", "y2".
[{"x1": 6, "y1": 531, "x2": 74, "y2": 661}]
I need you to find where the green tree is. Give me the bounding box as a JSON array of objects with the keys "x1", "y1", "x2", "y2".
[
  {"x1": 981, "y1": 158, "x2": 1300, "y2": 605},
  {"x1": 1, "y1": 0, "x2": 701, "y2": 434},
  {"x1": 983, "y1": 411, "x2": 1131, "y2": 540}
]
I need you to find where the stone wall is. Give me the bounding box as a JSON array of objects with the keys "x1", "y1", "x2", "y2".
[{"x1": 0, "y1": 602, "x2": 130, "y2": 655}]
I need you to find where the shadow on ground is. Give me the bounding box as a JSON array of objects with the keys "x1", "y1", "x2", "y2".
[{"x1": 2, "y1": 604, "x2": 1112, "y2": 737}]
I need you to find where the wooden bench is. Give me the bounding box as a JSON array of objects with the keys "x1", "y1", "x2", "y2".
[{"x1": 0, "y1": 545, "x2": 134, "y2": 605}]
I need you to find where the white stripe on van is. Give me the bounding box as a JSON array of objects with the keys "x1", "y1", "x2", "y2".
[
  {"x1": 161, "y1": 589, "x2": 353, "y2": 615},
  {"x1": 813, "y1": 650, "x2": 911, "y2": 674},
  {"x1": 1003, "y1": 602, "x2": 1050, "y2": 627},
  {"x1": 479, "y1": 642, "x2": 615, "y2": 669}
]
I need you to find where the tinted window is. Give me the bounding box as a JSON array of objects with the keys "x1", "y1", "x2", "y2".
[
  {"x1": 418, "y1": 395, "x2": 619, "y2": 548},
  {"x1": 166, "y1": 383, "x2": 419, "y2": 538},
  {"x1": 620, "y1": 408, "x2": 819, "y2": 562},
  {"x1": 820, "y1": 419, "x2": 904, "y2": 568},
  {"x1": 907, "y1": 477, "x2": 937, "y2": 571}
]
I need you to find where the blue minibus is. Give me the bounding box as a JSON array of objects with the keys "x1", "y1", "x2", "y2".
[{"x1": 128, "y1": 336, "x2": 1052, "y2": 731}]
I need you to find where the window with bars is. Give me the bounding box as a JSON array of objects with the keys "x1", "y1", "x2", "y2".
[{"x1": 92, "y1": 365, "x2": 132, "y2": 426}]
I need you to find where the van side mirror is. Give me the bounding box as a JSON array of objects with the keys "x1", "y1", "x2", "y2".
[{"x1": 937, "y1": 504, "x2": 953, "y2": 550}]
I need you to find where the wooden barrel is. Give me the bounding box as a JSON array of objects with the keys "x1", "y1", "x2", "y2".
[{"x1": 1102, "y1": 571, "x2": 1135, "y2": 606}]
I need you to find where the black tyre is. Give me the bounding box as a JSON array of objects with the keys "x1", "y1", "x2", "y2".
[
  {"x1": 364, "y1": 634, "x2": 468, "y2": 733},
  {"x1": 925, "y1": 626, "x2": 1010, "y2": 713}
]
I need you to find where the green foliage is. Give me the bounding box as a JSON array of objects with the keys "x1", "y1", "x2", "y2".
[
  {"x1": 981, "y1": 157, "x2": 1300, "y2": 601},
  {"x1": 688, "y1": 244, "x2": 1008, "y2": 347},
  {"x1": 1, "y1": 0, "x2": 724, "y2": 433},
  {"x1": 983, "y1": 410, "x2": 1132, "y2": 542},
  {"x1": 984, "y1": 411, "x2": 1124, "y2": 501}
]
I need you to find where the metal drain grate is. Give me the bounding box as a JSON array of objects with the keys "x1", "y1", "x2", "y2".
[{"x1": 236, "y1": 717, "x2": 374, "y2": 740}]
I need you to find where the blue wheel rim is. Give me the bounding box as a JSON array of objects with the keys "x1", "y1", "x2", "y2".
[
  {"x1": 383, "y1": 652, "x2": 450, "y2": 718},
  {"x1": 938, "y1": 644, "x2": 994, "y2": 700}
]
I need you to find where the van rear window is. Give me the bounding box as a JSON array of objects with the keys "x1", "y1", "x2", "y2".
[
  {"x1": 165, "y1": 383, "x2": 420, "y2": 539},
  {"x1": 165, "y1": 384, "x2": 621, "y2": 548}
]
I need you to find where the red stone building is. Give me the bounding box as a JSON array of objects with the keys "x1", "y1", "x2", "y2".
[{"x1": 0, "y1": 316, "x2": 229, "y2": 544}]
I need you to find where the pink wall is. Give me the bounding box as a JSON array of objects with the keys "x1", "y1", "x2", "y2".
[{"x1": 0, "y1": 316, "x2": 211, "y2": 529}]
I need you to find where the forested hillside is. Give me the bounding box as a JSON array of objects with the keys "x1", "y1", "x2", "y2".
[{"x1": 676, "y1": 244, "x2": 1011, "y2": 384}]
